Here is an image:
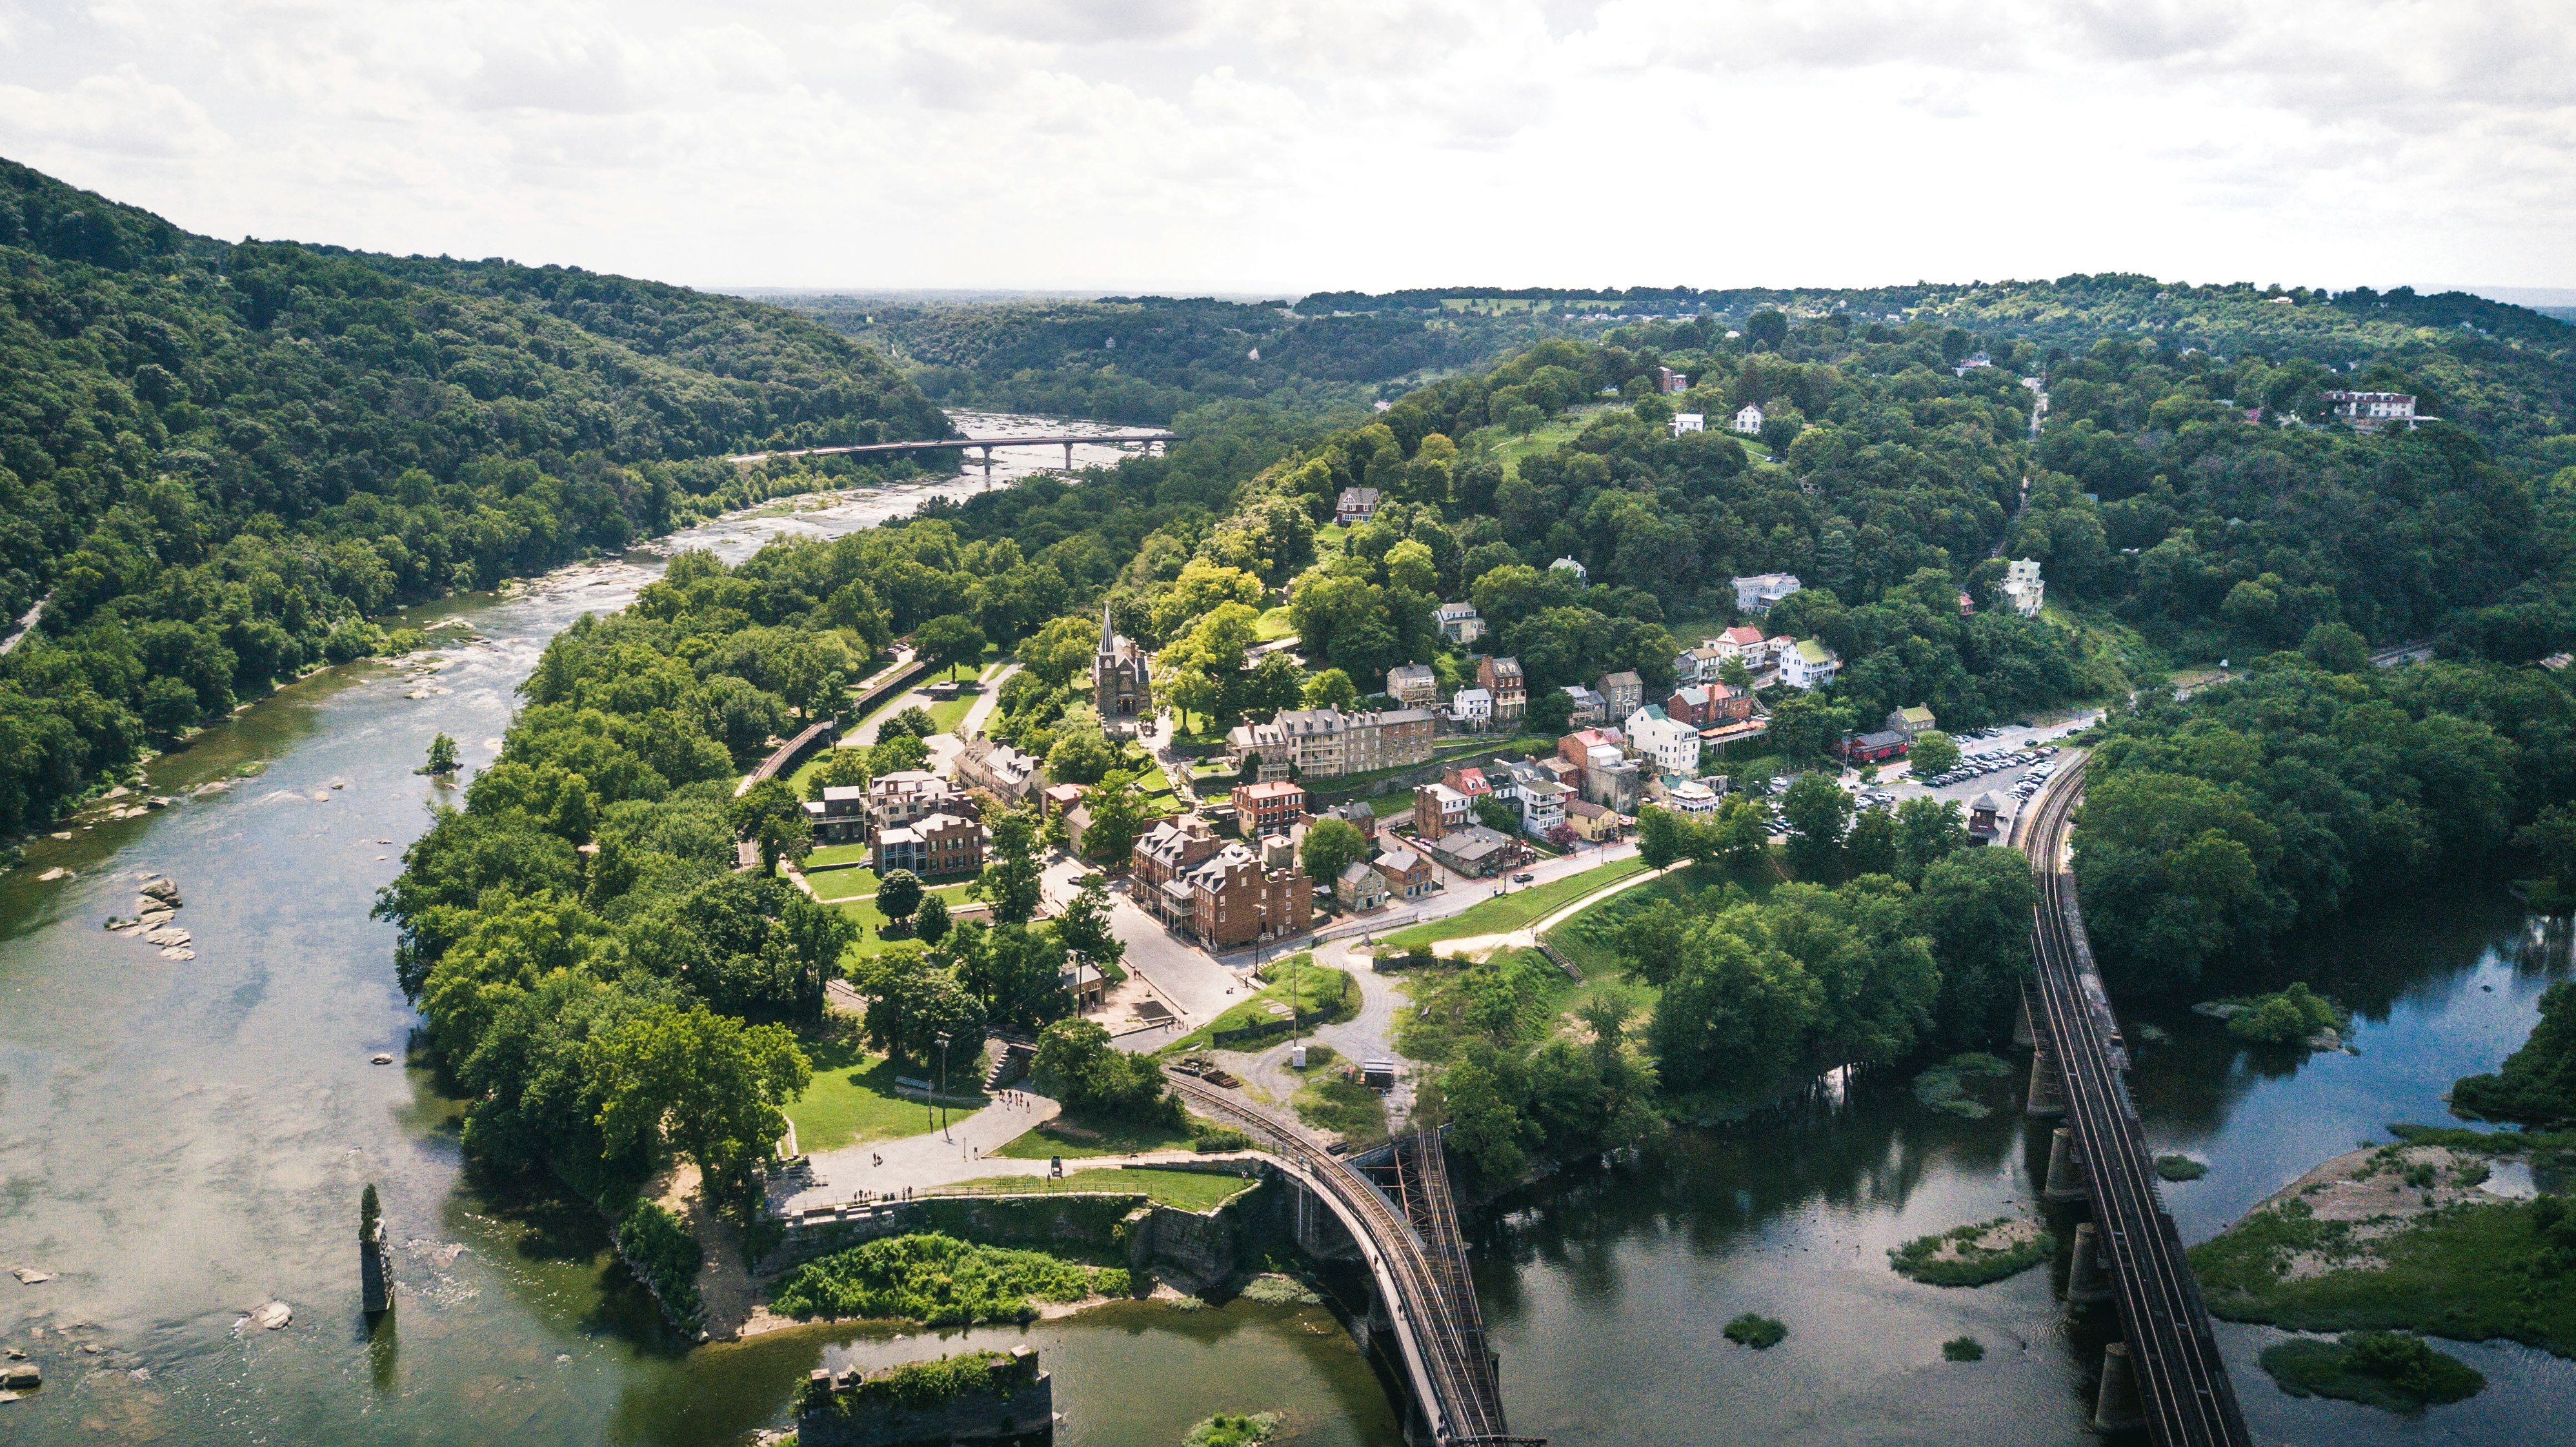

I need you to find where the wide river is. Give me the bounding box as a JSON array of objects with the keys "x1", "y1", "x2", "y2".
[{"x1": 2, "y1": 415, "x2": 2570, "y2": 1444}]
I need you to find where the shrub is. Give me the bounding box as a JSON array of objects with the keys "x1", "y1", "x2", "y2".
[
  {"x1": 769, "y1": 1232, "x2": 1127, "y2": 1326},
  {"x1": 1724, "y1": 1313, "x2": 1786, "y2": 1349},
  {"x1": 1942, "y1": 1335, "x2": 1985, "y2": 1362},
  {"x1": 2224, "y1": 983, "x2": 2346, "y2": 1045},
  {"x1": 615, "y1": 1202, "x2": 705, "y2": 1323},
  {"x1": 2156, "y1": 1154, "x2": 2210, "y2": 1181}
]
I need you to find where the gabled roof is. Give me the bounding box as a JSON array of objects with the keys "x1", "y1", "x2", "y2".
[
  {"x1": 1720, "y1": 625, "x2": 1766, "y2": 646},
  {"x1": 1795, "y1": 639, "x2": 1836, "y2": 665}
]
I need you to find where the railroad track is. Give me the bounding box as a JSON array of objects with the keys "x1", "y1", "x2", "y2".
[
  {"x1": 2018, "y1": 758, "x2": 2252, "y2": 1447},
  {"x1": 1167, "y1": 1073, "x2": 1531, "y2": 1444}
]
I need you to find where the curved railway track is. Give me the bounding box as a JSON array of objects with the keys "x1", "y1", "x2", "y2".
[
  {"x1": 2017, "y1": 758, "x2": 2252, "y2": 1447},
  {"x1": 1167, "y1": 1073, "x2": 1528, "y2": 1444}
]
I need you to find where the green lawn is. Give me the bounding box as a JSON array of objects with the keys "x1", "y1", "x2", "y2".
[
  {"x1": 1291, "y1": 1050, "x2": 1389, "y2": 1146},
  {"x1": 926, "y1": 693, "x2": 977, "y2": 734},
  {"x1": 836, "y1": 882, "x2": 980, "y2": 955},
  {"x1": 1539, "y1": 864, "x2": 1776, "y2": 978},
  {"x1": 1162, "y1": 962, "x2": 1354, "y2": 1054},
  {"x1": 1254, "y1": 606, "x2": 1297, "y2": 642},
  {"x1": 1377, "y1": 855, "x2": 1654, "y2": 951},
  {"x1": 785, "y1": 1036, "x2": 985, "y2": 1153},
  {"x1": 994, "y1": 1114, "x2": 1199, "y2": 1160},
  {"x1": 807, "y1": 865, "x2": 885, "y2": 903},
  {"x1": 936, "y1": 1168, "x2": 1255, "y2": 1213},
  {"x1": 1367, "y1": 791, "x2": 1418, "y2": 818},
  {"x1": 805, "y1": 843, "x2": 877, "y2": 871}
]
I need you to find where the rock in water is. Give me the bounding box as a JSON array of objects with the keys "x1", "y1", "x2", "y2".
[
  {"x1": 34, "y1": 868, "x2": 71, "y2": 883},
  {"x1": 138, "y1": 876, "x2": 181, "y2": 906},
  {"x1": 10, "y1": 1268, "x2": 52, "y2": 1285},
  {"x1": 250, "y1": 1301, "x2": 291, "y2": 1330}
]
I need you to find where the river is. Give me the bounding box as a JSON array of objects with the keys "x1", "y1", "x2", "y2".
[
  {"x1": 3, "y1": 414, "x2": 2570, "y2": 1442},
  {"x1": 0, "y1": 417, "x2": 1396, "y2": 1446}
]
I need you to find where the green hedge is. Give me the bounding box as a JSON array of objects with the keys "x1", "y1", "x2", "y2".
[{"x1": 615, "y1": 1202, "x2": 705, "y2": 1324}]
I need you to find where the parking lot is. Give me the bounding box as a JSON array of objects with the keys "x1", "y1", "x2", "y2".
[{"x1": 1730, "y1": 711, "x2": 2102, "y2": 839}]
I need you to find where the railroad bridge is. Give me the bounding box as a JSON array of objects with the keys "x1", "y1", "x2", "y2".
[
  {"x1": 729, "y1": 430, "x2": 1174, "y2": 478},
  {"x1": 2015, "y1": 758, "x2": 2253, "y2": 1445},
  {"x1": 1167, "y1": 1073, "x2": 1536, "y2": 1446}
]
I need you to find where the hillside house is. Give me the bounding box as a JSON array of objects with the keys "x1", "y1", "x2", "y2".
[
  {"x1": 1670, "y1": 412, "x2": 1704, "y2": 436},
  {"x1": 1336, "y1": 487, "x2": 1381, "y2": 523},
  {"x1": 1733, "y1": 403, "x2": 1765, "y2": 434},
  {"x1": 1731, "y1": 572, "x2": 1802, "y2": 614},
  {"x1": 1625, "y1": 705, "x2": 1703, "y2": 778},
  {"x1": 1780, "y1": 639, "x2": 1841, "y2": 691},
  {"x1": 1476, "y1": 655, "x2": 1527, "y2": 722},
  {"x1": 1595, "y1": 670, "x2": 1644, "y2": 718},
  {"x1": 1435, "y1": 602, "x2": 1485, "y2": 645},
  {"x1": 1386, "y1": 662, "x2": 1439, "y2": 708},
  {"x1": 1447, "y1": 687, "x2": 1493, "y2": 730}
]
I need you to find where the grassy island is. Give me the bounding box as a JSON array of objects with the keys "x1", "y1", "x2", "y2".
[
  {"x1": 2259, "y1": 1332, "x2": 2485, "y2": 1412},
  {"x1": 1889, "y1": 1218, "x2": 2054, "y2": 1286},
  {"x1": 2190, "y1": 1139, "x2": 2576, "y2": 1355}
]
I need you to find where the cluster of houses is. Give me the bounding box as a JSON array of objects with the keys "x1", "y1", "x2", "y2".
[{"x1": 805, "y1": 769, "x2": 994, "y2": 879}]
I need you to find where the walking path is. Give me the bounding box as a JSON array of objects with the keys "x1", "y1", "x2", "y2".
[{"x1": 774, "y1": 1089, "x2": 1245, "y2": 1214}]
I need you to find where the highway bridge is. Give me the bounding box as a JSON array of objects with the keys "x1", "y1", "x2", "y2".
[
  {"x1": 728, "y1": 430, "x2": 1174, "y2": 474},
  {"x1": 1168, "y1": 1073, "x2": 1535, "y2": 1445},
  {"x1": 2016, "y1": 759, "x2": 2253, "y2": 1446}
]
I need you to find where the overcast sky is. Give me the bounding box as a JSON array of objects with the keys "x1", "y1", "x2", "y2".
[{"x1": 3, "y1": 1, "x2": 2570, "y2": 297}]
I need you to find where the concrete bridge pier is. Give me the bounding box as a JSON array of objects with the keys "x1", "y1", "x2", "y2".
[
  {"x1": 2094, "y1": 1341, "x2": 2149, "y2": 1433},
  {"x1": 2065, "y1": 1222, "x2": 2115, "y2": 1314},
  {"x1": 2013, "y1": 993, "x2": 2035, "y2": 1048},
  {"x1": 1290, "y1": 1180, "x2": 1361, "y2": 1261},
  {"x1": 2043, "y1": 1126, "x2": 2089, "y2": 1204},
  {"x1": 2026, "y1": 1044, "x2": 2067, "y2": 1117},
  {"x1": 977, "y1": 445, "x2": 995, "y2": 485},
  {"x1": 1062, "y1": 441, "x2": 1076, "y2": 472}
]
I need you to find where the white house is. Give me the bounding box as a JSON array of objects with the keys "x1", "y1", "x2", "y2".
[
  {"x1": 1733, "y1": 403, "x2": 1765, "y2": 434},
  {"x1": 1549, "y1": 556, "x2": 1589, "y2": 587},
  {"x1": 1434, "y1": 602, "x2": 1484, "y2": 646},
  {"x1": 1780, "y1": 638, "x2": 1841, "y2": 691},
  {"x1": 1731, "y1": 572, "x2": 1802, "y2": 615},
  {"x1": 1670, "y1": 412, "x2": 1704, "y2": 436},
  {"x1": 1448, "y1": 686, "x2": 1494, "y2": 729},
  {"x1": 1666, "y1": 780, "x2": 1721, "y2": 816},
  {"x1": 1625, "y1": 705, "x2": 1702, "y2": 778},
  {"x1": 2004, "y1": 558, "x2": 2045, "y2": 617}
]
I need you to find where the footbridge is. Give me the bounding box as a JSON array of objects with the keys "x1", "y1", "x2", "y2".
[
  {"x1": 728, "y1": 430, "x2": 1174, "y2": 475},
  {"x1": 2015, "y1": 758, "x2": 2252, "y2": 1446},
  {"x1": 1167, "y1": 1073, "x2": 1535, "y2": 1445}
]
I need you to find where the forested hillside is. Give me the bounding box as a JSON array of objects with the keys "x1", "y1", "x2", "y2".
[
  {"x1": 0, "y1": 157, "x2": 945, "y2": 836},
  {"x1": 773, "y1": 294, "x2": 1566, "y2": 426}
]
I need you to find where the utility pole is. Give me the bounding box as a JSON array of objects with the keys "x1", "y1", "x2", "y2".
[{"x1": 936, "y1": 1032, "x2": 952, "y2": 1142}]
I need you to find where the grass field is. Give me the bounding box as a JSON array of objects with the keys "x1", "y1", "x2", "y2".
[
  {"x1": 805, "y1": 864, "x2": 882, "y2": 902},
  {"x1": 836, "y1": 881, "x2": 981, "y2": 956},
  {"x1": 1254, "y1": 606, "x2": 1297, "y2": 642},
  {"x1": 1539, "y1": 862, "x2": 1777, "y2": 977},
  {"x1": 1291, "y1": 1049, "x2": 1389, "y2": 1146},
  {"x1": 994, "y1": 1114, "x2": 1199, "y2": 1160},
  {"x1": 1377, "y1": 855, "x2": 1653, "y2": 951},
  {"x1": 935, "y1": 1168, "x2": 1256, "y2": 1212},
  {"x1": 1163, "y1": 963, "x2": 1355, "y2": 1054},
  {"x1": 805, "y1": 844, "x2": 876, "y2": 871},
  {"x1": 785, "y1": 1035, "x2": 984, "y2": 1153}
]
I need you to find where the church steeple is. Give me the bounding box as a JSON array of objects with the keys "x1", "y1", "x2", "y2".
[{"x1": 1099, "y1": 600, "x2": 1117, "y2": 656}]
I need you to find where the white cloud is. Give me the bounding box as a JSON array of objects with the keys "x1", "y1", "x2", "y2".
[{"x1": 0, "y1": 0, "x2": 2564, "y2": 290}]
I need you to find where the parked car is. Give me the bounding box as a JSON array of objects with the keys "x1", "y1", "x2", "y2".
[{"x1": 1512, "y1": 872, "x2": 1535, "y2": 884}]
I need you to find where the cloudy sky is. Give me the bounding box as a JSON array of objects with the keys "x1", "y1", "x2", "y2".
[{"x1": 2, "y1": 1, "x2": 2570, "y2": 296}]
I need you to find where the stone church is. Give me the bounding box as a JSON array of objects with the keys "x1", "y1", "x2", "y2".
[{"x1": 1092, "y1": 602, "x2": 1151, "y2": 731}]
